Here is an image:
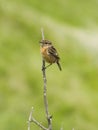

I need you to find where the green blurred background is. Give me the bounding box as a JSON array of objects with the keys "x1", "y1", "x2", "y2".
[{"x1": 0, "y1": 0, "x2": 98, "y2": 130}]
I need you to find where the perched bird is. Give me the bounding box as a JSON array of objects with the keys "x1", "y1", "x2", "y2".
[{"x1": 40, "y1": 39, "x2": 62, "y2": 71}]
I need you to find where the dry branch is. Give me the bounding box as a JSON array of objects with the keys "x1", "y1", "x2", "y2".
[
  {"x1": 41, "y1": 28, "x2": 52, "y2": 130},
  {"x1": 27, "y1": 28, "x2": 52, "y2": 130}
]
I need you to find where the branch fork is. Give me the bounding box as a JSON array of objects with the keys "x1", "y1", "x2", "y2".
[{"x1": 28, "y1": 28, "x2": 52, "y2": 130}]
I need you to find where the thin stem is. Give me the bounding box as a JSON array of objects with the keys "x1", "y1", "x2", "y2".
[
  {"x1": 27, "y1": 28, "x2": 52, "y2": 130},
  {"x1": 31, "y1": 117, "x2": 47, "y2": 130},
  {"x1": 42, "y1": 60, "x2": 49, "y2": 119},
  {"x1": 41, "y1": 28, "x2": 52, "y2": 130},
  {"x1": 41, "y1": 28, "x2": 45, "y2": 40},
  {"x1": 28, "y1": 107, "x2": 47, "y2": 130}
]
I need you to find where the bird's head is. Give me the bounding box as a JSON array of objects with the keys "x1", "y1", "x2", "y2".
[{"x1": 39, "y1": 40, "x2": 52, "y2": 47}]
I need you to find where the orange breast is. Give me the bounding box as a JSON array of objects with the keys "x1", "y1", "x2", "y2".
[{"x1": 40, "y1": 47, "x2": 56, "y2": 63}]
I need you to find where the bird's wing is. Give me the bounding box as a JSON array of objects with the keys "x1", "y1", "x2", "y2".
[{"x1": 48, "y1": 46, "x2": 60, "y2": 59}]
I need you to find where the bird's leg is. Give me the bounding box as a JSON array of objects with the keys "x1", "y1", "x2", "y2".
[
  {"x1": 45, "y1": 63, "x2": 52, "y2": 69},
  {"x1": 42, "y1": 62, "x2": 52, "y2": 71}
]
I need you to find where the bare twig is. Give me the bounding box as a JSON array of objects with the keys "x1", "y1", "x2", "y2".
[
  {"x1": 41, "y1": 28, "x2": 45, "y2": 40},
  {"x1": 28, "y1": 107, "x2": 33, "y2": 130},
  {"x1": 41, "y1": 28, "x2": 52, "y2": 130},
  {"x1": 31, "y1": 118, "x2": 47, "y2": 130},
  {"x1": 27, "y1": 28, "x2": 52, "y2": 130},
  {"x1": 28, "y1": 107, "x2": 47, "y2": 130}
]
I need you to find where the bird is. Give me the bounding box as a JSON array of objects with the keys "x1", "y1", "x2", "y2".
[{"x1": 39, "y1": 39, "x2": 62, "y2": 71}]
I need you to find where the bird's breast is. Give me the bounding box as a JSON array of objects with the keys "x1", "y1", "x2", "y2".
[{"x1": 40, "y1": 47, "x2": 56, "y2": 63}]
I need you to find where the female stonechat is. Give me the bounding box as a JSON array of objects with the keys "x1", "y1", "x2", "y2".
[{"x1": 40, "y1": 39, "x2": 62, "y2": 71}]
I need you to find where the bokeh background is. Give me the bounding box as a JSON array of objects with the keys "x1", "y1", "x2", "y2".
[{"x1": 0, "y1": 0, "x2": 98, "y2": 130}]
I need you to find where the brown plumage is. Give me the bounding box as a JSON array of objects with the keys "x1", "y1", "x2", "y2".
[{"x1": 40, "y1": 39, "x2": 62, "y2": 71}]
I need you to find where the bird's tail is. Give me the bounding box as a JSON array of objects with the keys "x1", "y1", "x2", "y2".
[{"x1": 57, "y1": 61, "x2": 62, "y2": 71}]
